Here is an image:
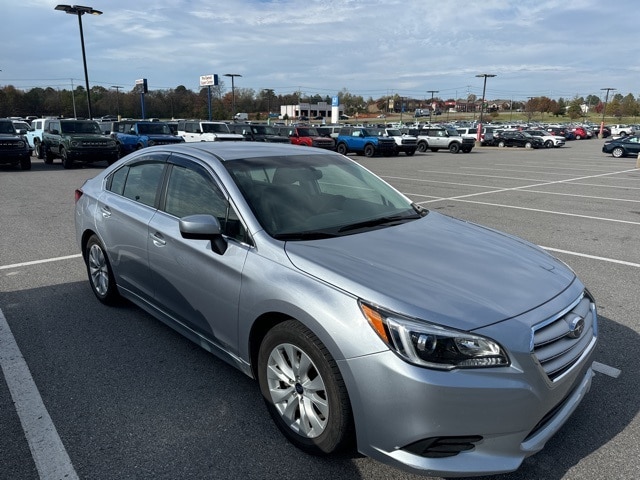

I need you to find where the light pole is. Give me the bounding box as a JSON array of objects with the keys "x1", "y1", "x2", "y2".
[
  {"x1": 55, "y1": 5, "x2": 103, "y2": 119},
  {"x1": 111, "y1": 85, "x2": 122, "y2": 118},
  {"x1": 427, "y1": 90, "x2": 438, "y2": 124},
  {"x1": 599, "y1": 87, "x2": 615, "y2": 139},
  {"x1": 475, "y1": 74, "x2": 496, "y2": 146},
  {"x1": 224, "y1": 73, "x2": 242, "y2": 120}
]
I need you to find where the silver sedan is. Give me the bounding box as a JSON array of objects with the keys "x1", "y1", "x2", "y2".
[{"x1": 74, "y1": 142, "x2": 598, "y2": 477}]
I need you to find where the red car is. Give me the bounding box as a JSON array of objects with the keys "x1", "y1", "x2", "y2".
[{"x1": 571, "y1": 126, "x2": 589, "y2": 140}]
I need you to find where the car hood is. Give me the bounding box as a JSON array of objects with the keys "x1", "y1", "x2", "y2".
[{"x1": 284, "y1": 212, "x2": 575, "y2": 331}]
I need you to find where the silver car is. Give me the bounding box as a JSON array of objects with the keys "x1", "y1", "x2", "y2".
[{"x1": 74, "y1": 142, "x2": 598, "y2": 477}]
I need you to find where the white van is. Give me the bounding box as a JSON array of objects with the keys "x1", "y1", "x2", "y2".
[{"x1": 234, "y1": 113, "x2": 249, "y2": 121}]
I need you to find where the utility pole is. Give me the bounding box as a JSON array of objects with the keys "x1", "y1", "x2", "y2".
[
  {"x1": 599, "y1": 87, "x2": 616, "y2": 138},
  {"x1": 427, "y1": 90, "x2": 438, "y2": 124}
]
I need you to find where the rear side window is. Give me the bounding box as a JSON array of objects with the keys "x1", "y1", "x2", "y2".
[{"x1": 107, "y1": 161, "x2": 165, "y2": 207}]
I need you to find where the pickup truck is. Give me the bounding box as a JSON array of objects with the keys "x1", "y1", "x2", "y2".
[
  {"x1": 41, "y1": 119, "x2": 119, "y2": 168},
  {"x1": 112, "y1": 120, "x2": 185, "y2": 156},
  {"x1": 335, "y1": 127, "x2": 396, "y2": 157}
]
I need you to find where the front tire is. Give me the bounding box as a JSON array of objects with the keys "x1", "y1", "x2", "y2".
[
  {"x1": 258, "y1": 320, "x2": 353, "y2": 455},
  {"x1": 61, "y1": 148, "x2": 74, "y2": 169},
  {"x1": 85, "y1": 235, "x2": 120, "y2": 305},
  {"x1": 405, "y1": 149, "x2": 415, "y2": 156},
  {"x1": 612, "y1": 147, "x2": 625, "y2": 158},
  {"x1": 449, "y1": 143, "x2": 460, "y2": 154},
  {"x1": 336, "y1": 143, "x2": 348, "y2": 155},
  {"x1": 364, "y1": 144, "x2": 375, "y2": 157},
  {"x1": 498, "y1": 141, "x2": 506, "y2": 148}
]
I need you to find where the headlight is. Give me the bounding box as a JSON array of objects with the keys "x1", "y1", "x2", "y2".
[
  {"x1": 148, "y1": 140, "x2": 156, "y2": 146},
  {"x1": 71, "y1": 140, "x2": 80, "y2": 147},
  {"x1": 360, "y1": 302, "x2": 509, "y2": 370}
]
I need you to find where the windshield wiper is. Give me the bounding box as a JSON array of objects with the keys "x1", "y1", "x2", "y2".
[
  {"x1": 338, "y1": 213, "x2": 420, "y2": 233},
  {"x1": 273, "y1": 230, "x2": 339, "y2": 241}
]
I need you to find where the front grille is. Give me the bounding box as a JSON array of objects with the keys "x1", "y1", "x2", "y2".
[
  {"x1": 311, "y1": 139, "x2": 335, "y2": 149},
  {"x1": 401, "y1": 139, "x2": 417, "y2": 146},
  {"x1": 0, "y1": 140, "x2": 26, "y2": 149},
  {"x1": 531, "y1": 292, "x2": 597, "y2": 382},
  {"x1": 462, "y1": 138, "x2": 475, "y2": 145}
]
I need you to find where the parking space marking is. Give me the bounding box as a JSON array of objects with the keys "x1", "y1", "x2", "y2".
[
  {"x1": 430, "y1": 198, "x2": 640, "y2": 226},
  {"x1": 0, "y1": 254, "x2": 81, "y2": 271},
  {"x1": 541, "y1": 246, "x2": 640, "y2": 268},
  {"x1": 592, "y1": 361, "x2": 622, "y2": 378},
  {"x1": 0, "y1": 308, "x2": 79, "y2": 480}
]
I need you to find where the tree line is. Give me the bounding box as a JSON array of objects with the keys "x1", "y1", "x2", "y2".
[{"x1": 1, "y1": 82, "x2": 638, "y2": 122}]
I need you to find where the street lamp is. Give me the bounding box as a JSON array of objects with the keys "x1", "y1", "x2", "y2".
[
  {"x1": 224, "y1": 73, "x2": 242, "y2": 119},
  {"x1": 427, "y1": 90, "x2": 438, "y2": 124},
  {"x1": 55, "y1": 4, "x2": 102, "y2": 119},
  {"x1": 111, "y1": 85, "x2": 122, "y2": 118},
  {"x1": 599, "y1": 87, "x2": 616, "y2": 139},
  {"x1": 475, "y1": 73, "x2": 496, "y2": 146}
]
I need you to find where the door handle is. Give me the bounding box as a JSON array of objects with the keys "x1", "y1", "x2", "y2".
[{"x1": 151, "y1": 232, "x2": 166, "y2": 247}]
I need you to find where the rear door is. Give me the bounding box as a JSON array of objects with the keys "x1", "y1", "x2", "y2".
[{"x1": 96, "y1": 152, "x2": 168, "y2": 301}]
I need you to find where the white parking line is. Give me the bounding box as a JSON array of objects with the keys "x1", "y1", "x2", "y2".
[
  {"x1": 540, "y1": 246, "x2": 640, "y2": 268},
  {"x1": 0, "y1": 308, "x2": 79, "y2": 480},
  {"x1": 0, "y1": 254, "x2": 82, "y2": 271}
]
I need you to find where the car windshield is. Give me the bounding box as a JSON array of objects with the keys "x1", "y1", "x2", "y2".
[
  {"x1": 202, "y1": 123, "x2": 231, "y2": 134},
  {"x1": 296, "y1": 127, "x2": 319, "y2": 137},
  {"x1": 61, "y1": 121, "x2": 102, "y2": 134},
  {"x1": 225, "y1": 153, "x2": 423, "y2": 239},
  {"x1": 0, "y1": 122, "x2": 16, "y2": 134},
  {"x1": 445, "y1": 128, "x2": 458, "y2": 136},
  {"x1": 251, "y1": 125, "x2": 277, "y2": 135},
  {"x1": 137, "y1": 123, "x2": 172, "y2": 135},
  {"x1": 386, "y1": 129, "x2": 402, "y2": 136}
]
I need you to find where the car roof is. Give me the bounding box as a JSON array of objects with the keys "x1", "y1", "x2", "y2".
[{"x1": 148, "y1": 141, "x2": 333, "y2": 162}]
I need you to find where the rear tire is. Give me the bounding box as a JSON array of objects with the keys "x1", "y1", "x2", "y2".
[
  {"x1": 42, "y1": 143, "x2": 53, "y2": 164},
  {"x1": 417, "y1": 142, "x2": 427, "y2": 153},
  {"x1": 35, "y1": 140, "x2": 43, "y2": 159},
  {"x1": 85, "y1": 235, "x2": 120, "y2": 305}
]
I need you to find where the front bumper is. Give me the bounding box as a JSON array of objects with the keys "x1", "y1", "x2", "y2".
[
  {"x1": 68, "y1": 148, "x2": 119, "y2": 162},
  {"x1": 340, "y1": 350, "x2": 595, "y2": 477}
]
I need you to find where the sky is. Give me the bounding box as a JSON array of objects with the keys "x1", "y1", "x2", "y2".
[{"x1": 2, "y1": 0, "x2": 639, "y2": 103}]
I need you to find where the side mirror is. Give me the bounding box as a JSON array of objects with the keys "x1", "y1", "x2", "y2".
[{"x1": 179, "y1": 214, "x2": 227, "y2": 255}]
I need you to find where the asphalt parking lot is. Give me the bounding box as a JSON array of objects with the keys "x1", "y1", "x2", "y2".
[{"x1": 1, "y1": 140, "x2": 639, "y2": 480}]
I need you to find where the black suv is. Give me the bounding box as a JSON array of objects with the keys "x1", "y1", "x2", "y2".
[
  {"x1": 0, "y1": 118, "x2": 31, "y2": 170},
  {"x1": 42, "y1": 119, "x2": 119, "y2": 168},
  {"x1": 230, "y1": 124, "x2": 290, "y2": 143}
]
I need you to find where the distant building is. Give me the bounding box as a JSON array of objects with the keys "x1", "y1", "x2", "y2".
[{"x1": 280, "y1": 102, "x2": 344, "y2": 120}]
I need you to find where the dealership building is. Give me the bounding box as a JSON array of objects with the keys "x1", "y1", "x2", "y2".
[{"x1": 280, "y1": 101, "x2": 344, "y2": 120}]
